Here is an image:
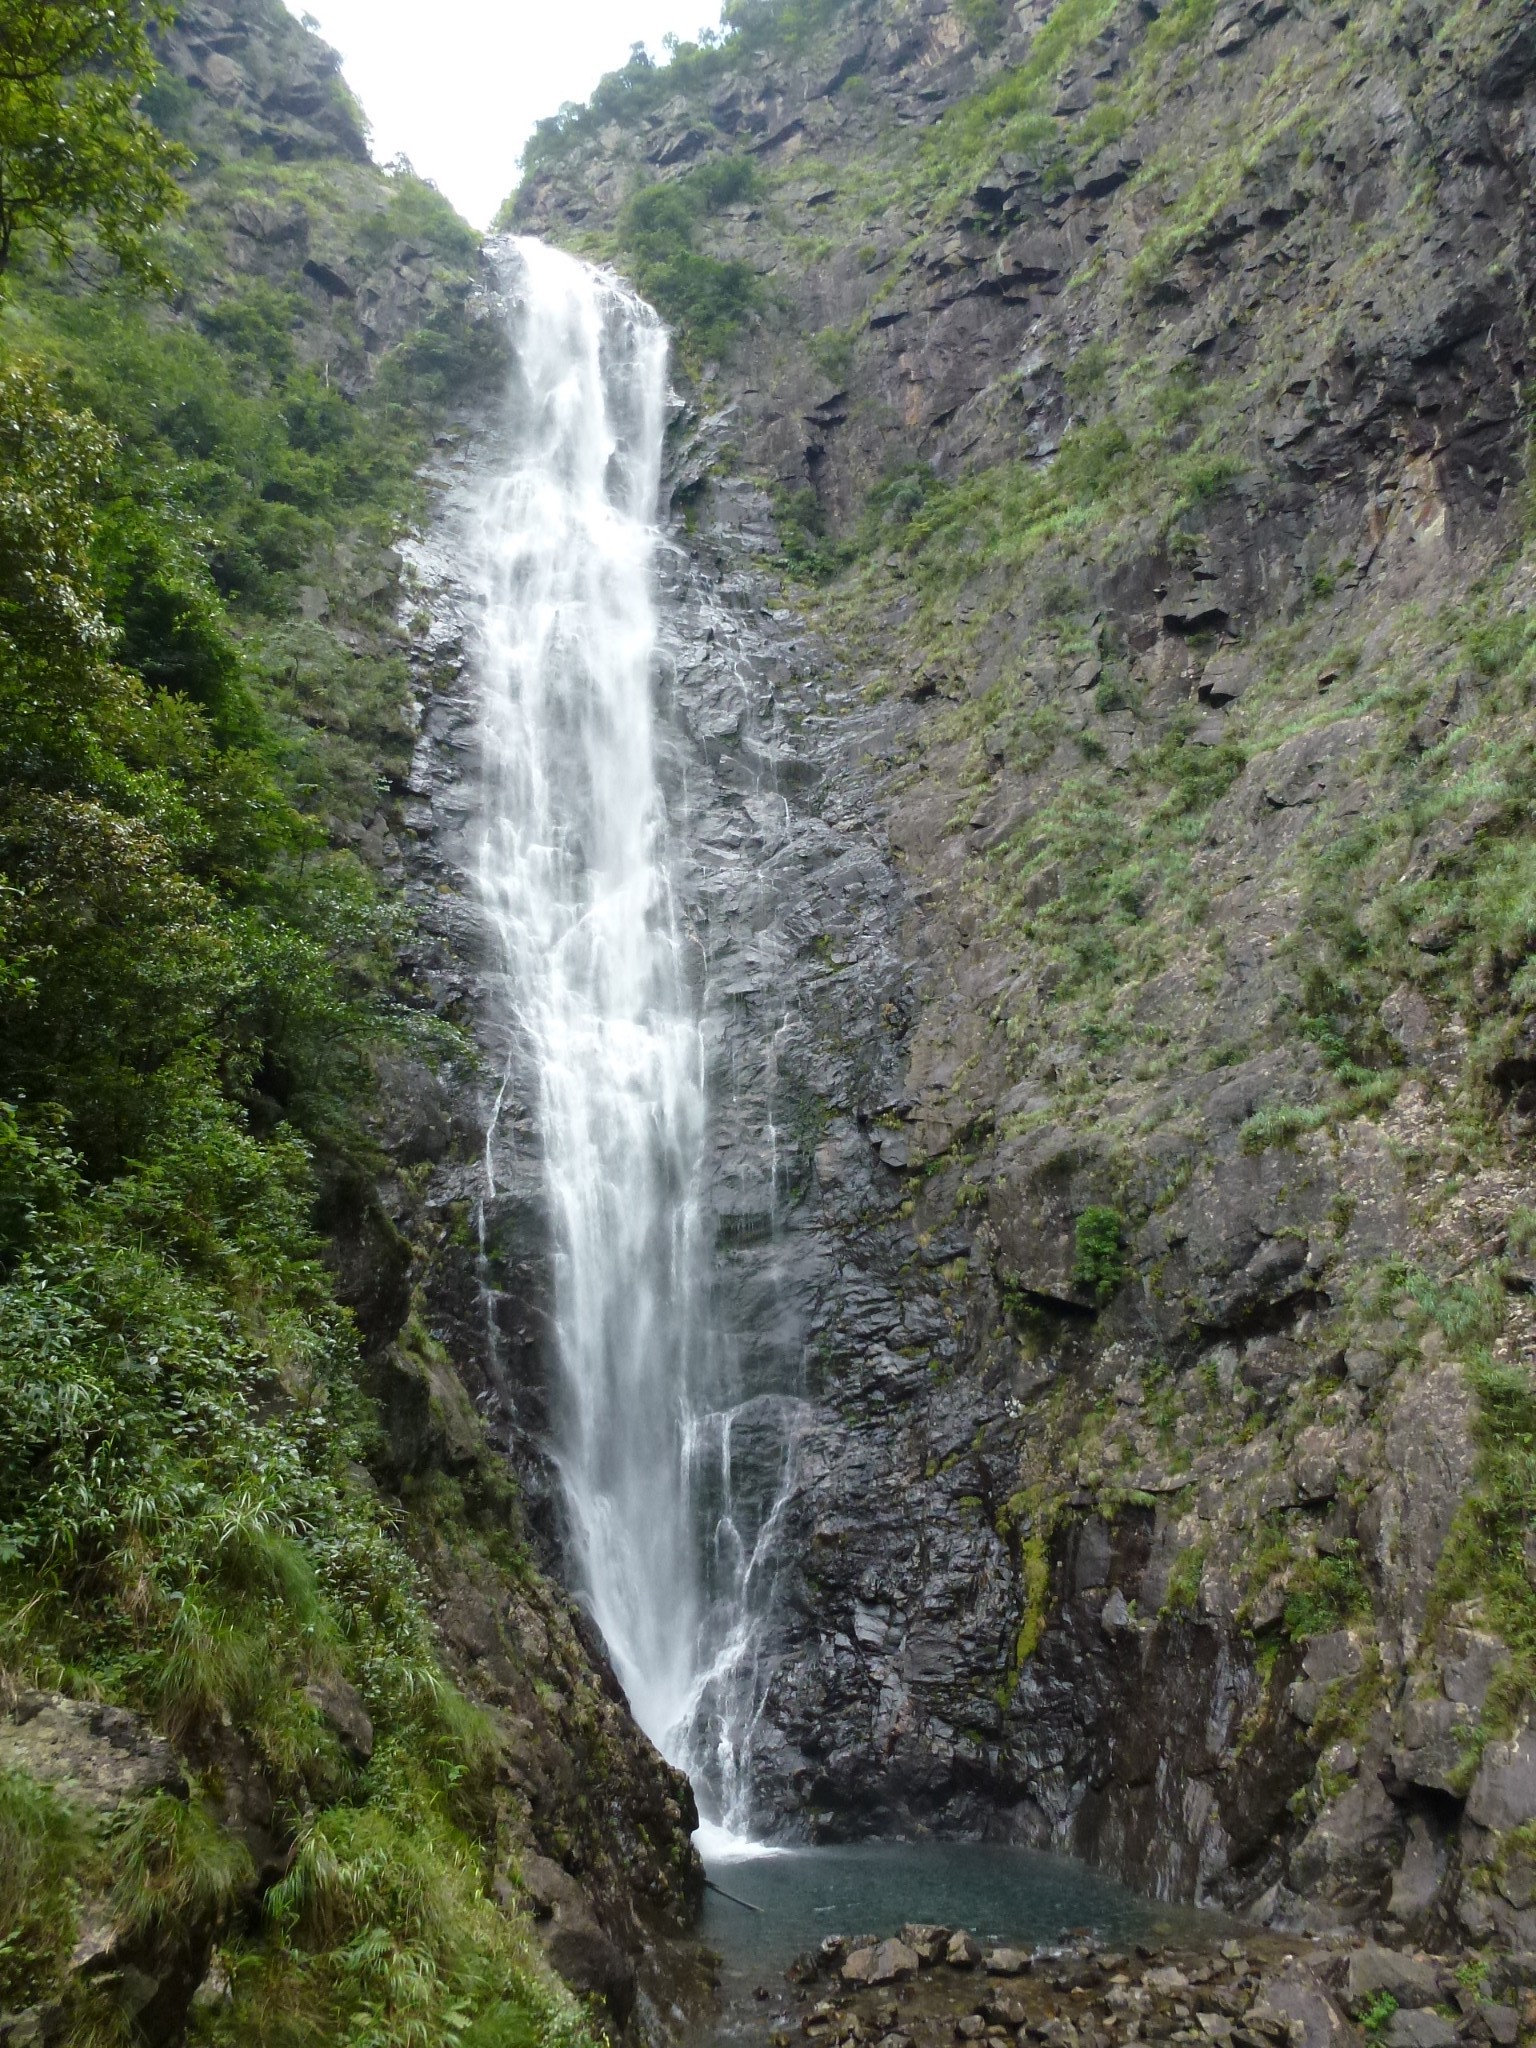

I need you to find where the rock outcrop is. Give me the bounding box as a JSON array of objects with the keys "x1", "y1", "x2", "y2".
[{"x1": 154, "y1": 0, "x2": 370, "y2": 162}]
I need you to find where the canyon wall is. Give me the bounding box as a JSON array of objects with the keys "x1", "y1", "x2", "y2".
[{"x1": 484, "y1": 0, "x2": 1536, "y2": 1947}]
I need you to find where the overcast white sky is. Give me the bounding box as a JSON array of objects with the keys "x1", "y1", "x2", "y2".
[{"x1": 286, "y1": 1, "x2": 723, "y2": 229}]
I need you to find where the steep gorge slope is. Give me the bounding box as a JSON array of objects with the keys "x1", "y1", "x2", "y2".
[
  {"x1": 509, "y1": 0, "x2": 1536, "y2": 1944},
  {"x1": 0, "y1": 7, "x2": 700, "y2": 2043}
]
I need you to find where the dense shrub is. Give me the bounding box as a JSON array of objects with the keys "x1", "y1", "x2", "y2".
[{"x1": 618, "y1": 158, "x2": 762, "y2": 360}]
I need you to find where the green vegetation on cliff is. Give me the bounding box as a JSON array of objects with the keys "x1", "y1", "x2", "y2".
[{"x1": 617, "y1": 157, "x2": 761, "y2": 363}]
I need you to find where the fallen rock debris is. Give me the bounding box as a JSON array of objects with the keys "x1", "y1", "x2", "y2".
[{"x1": 766, "y1": 1926, "x2": 1534, "y2": 2048}]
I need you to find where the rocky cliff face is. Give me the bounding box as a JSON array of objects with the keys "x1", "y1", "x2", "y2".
[{"x1": 491, "y1": 0, "x2": 1536, "y2": 1950}]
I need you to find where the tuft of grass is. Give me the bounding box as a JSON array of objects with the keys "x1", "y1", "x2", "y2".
[
  {"x1": 241, "y1": 1803, "x2": 592, "y2": 2048},
  {"x1": 0, "y1": 1770, "x2": 93, "y2": 2009},
  {"x1": 112, "y1": 1793, "x2": 254, "y2": 1943},
  {"x1": 1283, "y1": 1541, "x2": 1372, "y2": 1643},
  {"x1": 1434, "y1": 1340, "x2": 1536, "y2": 1731},
  {"x1": 1161, "y1": 1542, "x2": 1208, "y2": 1616},
  {"x1": 1239, "y1": 1072, "x2": 1400, "y2": 1154}
]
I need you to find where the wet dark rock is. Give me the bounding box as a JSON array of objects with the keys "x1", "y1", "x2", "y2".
[
  {"x1": 1345, "y1": 1948, "x2": 1442, "y2": 2007},
  {"x1": 1465, "y1": 1727, "x2": 1536, "y2": 1832},
  {"x1": 517, "y1": 1853, "x2": 639, "y2": 2024}
]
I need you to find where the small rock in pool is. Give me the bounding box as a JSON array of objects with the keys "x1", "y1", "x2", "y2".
[
  {"x1": 985, "y1": 1949, "x2": 1032, "y2": 1977},
  {"x1": 948, "y1": 1932, "x2": 984, "y2": 1969}
]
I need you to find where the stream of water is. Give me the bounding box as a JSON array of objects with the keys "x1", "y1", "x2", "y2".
[{"x1": 474, "y1": 236, "x2": 783, "y2": 1849}]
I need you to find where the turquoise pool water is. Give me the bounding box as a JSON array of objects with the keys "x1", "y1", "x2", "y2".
[{"x1": 695, "y1": 1840, "x2": 1225, "y2": 2041}]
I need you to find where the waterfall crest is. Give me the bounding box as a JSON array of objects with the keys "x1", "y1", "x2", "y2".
[{"x1": 474, "y1": 236, "x2": 781, "y2": 1849}]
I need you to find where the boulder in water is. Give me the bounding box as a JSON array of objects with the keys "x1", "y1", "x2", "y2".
[
  {"x1": 903, "y1": 1923, "x2": 952, "y2": 1965},
  {"x1": 871, "y1": 1939, "x2": 921, "y2": 1984}
]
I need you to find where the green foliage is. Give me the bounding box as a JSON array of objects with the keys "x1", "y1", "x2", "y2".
[
  {"x1": 1015, "y1": 1532, "x2": 1052, "y2": 1667},
  {"x1": 809, "y1": 321, "x2": 858, "y2": 386},
  {"x1": 1356, "y1": 1993, "x2": 1399, "y2": 2037},
  {"x1": 618, "y1": 159, "x2": 761, "y2": 360},
  {"x1": 1283, "y1": 1541, "x2": 1372, "y2": 1642},
  {"x1": 357, "y1": 175, "x2": 482, "y2": 267},
  {"x1": 206, "y1": 1804, "x2": 590, "y2": 2048},
  {"x1": 0, "y1": 365, "x2": 391, "y2": 1177},
  {"x1": 1238, "y1": 1102, "x2": 1332, "y2": 1153},
  {"x1": 842, "y1": 398, "x2": 1243, "y2": 600},
  {"x1": 1435, "y1": 1337, "x2": 1536, "y2": 1723},
  {"x1": 33, "y1": 281, "x2": 418, "y2": 617},
  {"x1": 113, "y1": 1793, "x2": 255, "y2": 1941},
  {"x1": 1392, "y1": 1261, "x2": 1531, "y2": 1712},
  {"x1": 1238, "y1": 1071, "x2": 1399, "y2": 1155},
  {"x1": 956, "y1": 0, "x2": 1007, "y2": 49},
  {"x1": 1123, "y1": 100, "x2": 1316, "y2": 301},
  {"x1": 1161, "y1": 1542, "x2": 1207, "y2": 1616},
  {"x1": 1063, "y1": 342, "x2": 1113, "y2": 404},
  {"x1": 859, "y1": 462, "x2": 944, "y2": 544},
  {"x1": 927, "y1": 0, "x2": 1121, "y2": 203},
  {"x1": 1072, "y1": 1206, "x2": 1125, "y2": 1305},
  {"x1": 0, "y1": 67, "x2": 583, "y2": 2048},
  {"x1": 773, "y1": 483, "x2": 847, "y2": 580},
  {"x1": 0, "y1": 0, "x2": 190, "y2": 282}
]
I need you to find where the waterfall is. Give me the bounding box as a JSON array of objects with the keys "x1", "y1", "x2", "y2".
[{"x1": 473, "y1": 236, "x2": 783, "y2": 1851}]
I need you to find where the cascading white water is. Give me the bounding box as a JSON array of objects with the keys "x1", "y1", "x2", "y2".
[{"x1": 474, "y1": 236, "x2": 785, "y2": 1849}]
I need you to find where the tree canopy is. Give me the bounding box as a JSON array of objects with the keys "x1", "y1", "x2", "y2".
[{"x1": 0, "y1": 0, "x2": 189, "y2": 279}]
